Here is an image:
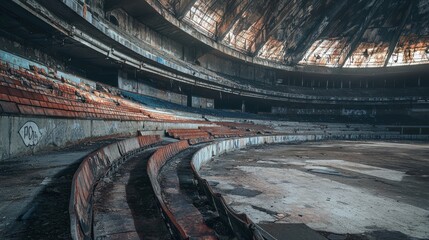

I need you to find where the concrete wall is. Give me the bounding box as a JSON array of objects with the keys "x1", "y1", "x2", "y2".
[
  {"x1": 105, "y1": 5, "x2": 277, "y2": 85},
  {"x1": 192, "y1": 133, "x2": 429, "y2": 173},
  {"x1": 106, "y1": 9, "x2": 192, "y2": 61},
  {"x1": 0, "y1": 115, "x2": 206, "y2": 161},
  {"x1": 118, "y1": 71, "x2": 188, "y2": 106},
  {"x1": 271, "y1": 106, "x2": 412, "y2": 117},
  {"x1": 191, "y1": 96, "x2": 214, "y2": 109},
  {"x1": 102, "y1": 9, "x2": 279, "y2": 95},
  {"x1": 271, "y1": 106, "x2": 376, "y2": 116},
  {"x1": 198, "y1": 53, "x2": 276, "y2": 84},
  {"x1": 192, "y1": 135, "x2": 319, "y2": 172}
]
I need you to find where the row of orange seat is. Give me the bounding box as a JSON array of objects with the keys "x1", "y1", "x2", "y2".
[
  {"x1": 214, "y1": 121, "x2": 273, "y2": 133},
  {"x1": 167, "y1": 125, "x2": 269, "y2": 141},
  {"x1": 0, "y1": 61, "x2": 184, "y2": 121}
]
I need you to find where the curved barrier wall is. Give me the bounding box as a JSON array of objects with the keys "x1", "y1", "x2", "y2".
[
  {"x1": 190, "y1": 133, "x2": 429, "y2": 239},
  {"x1": 69, "y1": 135, "x2": 161, "y2": 240},
  {"x1": 146, "y1": 140, "x2": 190, "y2": 239},
  {"x1": 191, "y1": 135, "x2": 318, "y2": 240}
]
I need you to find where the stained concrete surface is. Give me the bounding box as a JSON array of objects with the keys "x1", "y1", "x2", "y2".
[
  {"x1": 200, "y1": 141, "x2": 429, "y2": 239},
  {"x1": 159, "y1": 147, "x2": 219, "y2": 239},
  {"x1": 0, "y1": 138, "x2": 123, "y2": 239},
  {"x1": 93, "y1": 145, "x2": 172, "y2": 240}
]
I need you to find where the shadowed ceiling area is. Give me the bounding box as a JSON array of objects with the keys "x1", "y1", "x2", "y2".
[{"x1": 106, "y1": 0, "x2": 429, "y2": 69}]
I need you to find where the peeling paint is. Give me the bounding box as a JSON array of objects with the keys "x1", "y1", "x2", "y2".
[
  {"x1": 183, "y1": 0, "x2": 226, "y2": 38},
  {"x1": 257, "y1": 37, "x2": 285, "y2": 62}
]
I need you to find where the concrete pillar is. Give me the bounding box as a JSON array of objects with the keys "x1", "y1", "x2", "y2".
[
  {"x1": 241, "y1": 100, "x2": 246, "y2": 113},
  {"x1": 187, "y1": 94, "x2": 192, "y2": 107}
]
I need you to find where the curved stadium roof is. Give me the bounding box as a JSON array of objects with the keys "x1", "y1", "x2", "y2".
[{"x1": 147, "y1": 0, "x2": 429, "y2": 69}]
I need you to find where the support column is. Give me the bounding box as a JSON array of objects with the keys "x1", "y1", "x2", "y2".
[
  {"x1": 187, "y1": 94, "x2": 192, "y2": 107},
  {"x1": 241, "y1": 100, "x2": 246, "y2": 113}
]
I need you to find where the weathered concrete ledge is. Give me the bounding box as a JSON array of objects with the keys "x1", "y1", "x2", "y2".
[
  {"x1": 146, "y1": 140, "x2": 190, "y2": 239},
  {"x1": 0, "y1": 115, "x2": 210, "y2": 161},
  {"x1": 69, "y1": 135, "x2": 162, "y2": 240}
]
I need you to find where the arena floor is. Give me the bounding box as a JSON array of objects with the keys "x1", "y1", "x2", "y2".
[{"x1": 200, "y1": 141, "x2": 429, "y2": 239}]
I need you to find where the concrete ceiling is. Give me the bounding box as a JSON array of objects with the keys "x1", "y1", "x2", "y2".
[{"x1": 110, "y1": 0, "x2": 429, "y2": 69}]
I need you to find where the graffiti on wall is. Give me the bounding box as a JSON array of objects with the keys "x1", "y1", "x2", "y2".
[
  {"x1": 342, "y1": 109, "x2": 368, "y2": 116},
  {"x1": 19, "y1": 121, "x2": 42, "y2": 147}
]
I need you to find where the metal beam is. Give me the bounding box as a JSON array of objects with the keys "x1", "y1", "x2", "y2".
[
  {"x1": 216, "y1": 0, "x2": 252, "y2": 41},
  {"x1": 252, "y1": 1, "x2": 320, "y2": 57},
  {"x1": 289, "y1": 0, "x2": 349, "y2": 65},
  {"x1": 175, "y1": 0, "x2": 198, "y2": 20},
  {"x1": 383, "y1": 1, "x2": 413, "y2": 67},
  {"x1": 104, "y1": 0, "x2": 129, "y2": 12},
  {"x1": 251, "y1": 0, "x2": 297, "y2": 56},
  {"x1": 266, "y1": 1, "x2": 298, "y2": 37},
  {"x1": 339, "y1": 0, "x2": 384, "y2": 67}
]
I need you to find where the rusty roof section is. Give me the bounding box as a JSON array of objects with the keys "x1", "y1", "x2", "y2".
[{"x1": 150, "y1": 0, "x2": 429, "y2": 68}]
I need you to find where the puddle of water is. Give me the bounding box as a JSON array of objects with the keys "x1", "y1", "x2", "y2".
[
  {"x1": 225, "y1": 187, "x2": 262, "y2": 197},
  {"x1": 306, "y1": 166, "x2": 345, "y2": 177},
  {"x1": 40, "y1": 177, "x2": 52, "y2": 186}
]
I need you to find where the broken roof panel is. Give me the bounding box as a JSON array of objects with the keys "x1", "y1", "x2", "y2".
[
  {"x1": 222, "y1": 0, "x2": 271, "y2": 53},
  {"x1": 300, "y1": 0, "x2": 378, "y2": 67},
  {"x1": 258, "y1": 37, "x2": 285, "y2": 62},
  {"x1": 387, "y1": 0, "x2": 429, "y2": 66},
  {"x1": 344, "y1": 0, "x2": 410, "y2": 68},
  {"x1": 182, "y1": 0, "x2": 227, "y2": 38},
  {"x1": 149, "y1": 0, "x2": 429, "y2": 69}
]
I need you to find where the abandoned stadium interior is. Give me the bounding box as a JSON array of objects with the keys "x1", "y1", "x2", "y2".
[{"x1": 0, "y1": 0, "x2": 428, "y2": 239}]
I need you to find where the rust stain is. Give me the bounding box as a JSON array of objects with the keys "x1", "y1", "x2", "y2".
[
  {"x1": 388, "y1": 35, "x2": 429, "y2": 66},
  {"x1": 222, "y1": 0, "x2": 269, "y2": 53},
  {"x1": 257, "y1": 37, "x2": 285, "y2": 62},
  {"x1": 158, "y1": 0, "x2": 175, "y2": 14},
  {"x1": 183, "y1": 0, "x2": 226, "y2": 38},
  {"x1": 344, "y1": 42, "x2": 390, "y2": 68},
  {"x1": 170, "y1": 0, "x2": 429, "y2": 68},
  {"x1": 299, "y1": 38, "x2": 348, "y2": 67}
]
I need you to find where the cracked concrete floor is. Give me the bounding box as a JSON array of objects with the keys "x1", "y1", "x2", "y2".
[{"x1": 199, "y1": 141, "x2": 429, "y2": 239}]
